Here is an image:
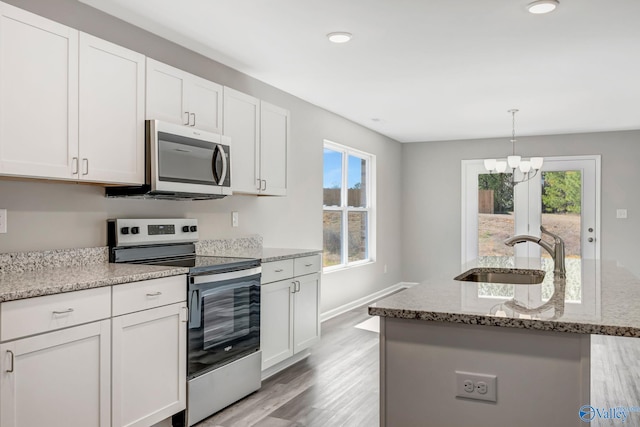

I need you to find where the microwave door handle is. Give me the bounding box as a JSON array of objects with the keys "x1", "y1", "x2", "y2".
[
  {"x1": 218, "y1": 144, "x2": 228, "y2": 185},
  {"x1": 211, "y1": 145, "x2": 221, "y2": 184}
]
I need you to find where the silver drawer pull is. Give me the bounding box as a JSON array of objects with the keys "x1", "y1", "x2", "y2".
[
  {"x1": 6, "y1": 350, "x2": 14, "y2": 373},
  {"x1": 146, "y1": 291, "x2": 162, "y2": 297},
  {"x1": 305, "y1": 263, "x2": 313, "y2": 267},
  {"x1": 274, "y1": 269, "x2": 284, "y2": 273},
  {"x1": 52, "y1": 308, "x2": 74, "y2": 315}
]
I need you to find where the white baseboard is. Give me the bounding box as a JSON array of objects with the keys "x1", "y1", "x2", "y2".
[{"x1": 320, "y1": 282, "x2": 418, "y2": 323}]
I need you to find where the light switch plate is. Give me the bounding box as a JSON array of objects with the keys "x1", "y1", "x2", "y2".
[
  {"x1": 232, "y1": 211, "x2": 239, "y2": 227},
  {"x1": 0, "y1": 209, "x2": 6, "y2": 233},
  {"x1": 617, "y1": 209, "x2": 628, "y2": 219}
]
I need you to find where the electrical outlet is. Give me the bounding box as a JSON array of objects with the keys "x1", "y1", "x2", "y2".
[
  {"x1": 617, "y1": 209, "x2": 628, "y2": 219},
  {"x1": 0, "y1": 209, "x2": 6, "y2": 234},
  {"x1": 455, "y1": 371, "x2": 497, "y2": 402},
  {"x1": 232, "y1": 211, "x2": 239, "y2": 227}
]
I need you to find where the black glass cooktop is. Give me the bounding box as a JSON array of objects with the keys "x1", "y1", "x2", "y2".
[{"x1": 135, "y1": 255, "x2": 260, "y2": 275}]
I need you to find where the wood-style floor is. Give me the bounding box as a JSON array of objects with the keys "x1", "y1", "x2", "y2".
[
  {"x1": 196, "y1": 305, "x2": 379, "y2": 427},
  {"x1": 195, "y1": 303, "x2": 640, "y2": 427}
]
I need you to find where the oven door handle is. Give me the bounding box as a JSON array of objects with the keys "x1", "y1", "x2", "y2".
[
  {"x1": 191, "y1": 267, "x2": 262, "y2": 285},
  {"x1": 188, "y1": 289, "x2": 201, "y2": 329}
]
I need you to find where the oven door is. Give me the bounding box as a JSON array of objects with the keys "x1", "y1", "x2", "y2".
[
  {"x1": 148, "y1": 120, "x2": 232, "y2": 196},
  {"x1": 187, "y1": 268, "x2": 260, "y2": 379}
]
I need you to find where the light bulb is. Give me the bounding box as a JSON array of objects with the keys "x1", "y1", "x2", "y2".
[
  {"x1": 495, "y1": 161, "x2": 508, "y2": 173},
  {"x1": 530, "y1": 157, "x2": 544, "y2": 170},
  {"x1": 507, "y1": 155, "x2": 521, "y2": 169},
  {"x1": 527, "y1": 0, "x2": 559, "y2": 14},
  {"x1": 484, "y1": 159, "x2": 497, "y2": 171}
]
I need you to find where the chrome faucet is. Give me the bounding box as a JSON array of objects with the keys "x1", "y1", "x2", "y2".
[{"x1": 504, "y1": 226, "x2": 566, "y2": 278}]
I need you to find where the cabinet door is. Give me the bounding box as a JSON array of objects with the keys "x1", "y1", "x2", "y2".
[
  {"x1": 112, "y1": 302, "x2": 187, "y2": 427},
  {"x1": 261, "y1": 279, "x2": 295, "y2": 370},
  {"x1": 223, "y1": 87, "x2": 260, "y2": 194},
  {"x1": 0, "y1": 320, "x2": 111, "y2": 427},
  {"x1": 259, "y1": 101, "x2": 289, "y2": 196},
  {"x1": 79, "y1": 32, "x2": 145, "y2": 184},
  {"x1": 0, "y1": 2, "x2": 79, "y2": 180},
  {"x1": 293, "y1": 273, "x2": 321, "y2": 353},
  {"x1": 186, "y1": 74, "x2": 223, "y2": 133},
  {"x1": 146, "y1": 58, "x2": 188, "y2": 126}
]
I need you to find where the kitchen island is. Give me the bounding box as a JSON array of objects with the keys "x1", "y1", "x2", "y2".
[{"x1": 369, "y1": 258, "x2": 640, "y2": 427}]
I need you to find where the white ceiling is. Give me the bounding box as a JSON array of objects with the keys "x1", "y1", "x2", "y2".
[{"x1": 79, "y1": 0, "x2": 640, "y2": 143}]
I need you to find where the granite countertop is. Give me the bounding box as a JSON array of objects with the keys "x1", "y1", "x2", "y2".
[
  {"x1": 369, "y1": 257, "x2": 640, "y2": 338},
  {"x1": 0, "y1": 263, "x2": 188, "y2": 303},
  {"x1": 0, "y1": 238, "x2": 320, "y2": 302},
  {"x1": 196, "y1": 240, "x2": 321, "y2": 263},
  {"x1": 0, "y1": 247, "x2": 188, "y2": 303}
]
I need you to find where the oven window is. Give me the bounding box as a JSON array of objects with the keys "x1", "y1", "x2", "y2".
[
  {"x1": 202, "y1": 285, "x2": 250, "y2": 349},
  {"x1": 158, "y1": 135, "x2": 216, "y2": 185}
]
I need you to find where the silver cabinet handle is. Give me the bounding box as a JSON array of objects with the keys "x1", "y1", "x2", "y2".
[
  {"x1": 305, "y1": 263, "x2": 313, "y2": 267},
  {"x1": 261, "y1": 179, "x2": 267, "y2": 191},
  {"x1": 190, "y1": 113, "x2": 196, "y2": 126},
  {"x1": 72, "y1": 157, "x2": 79, "y2": 175},
  {"x1": 296, "y1": 281, "x2": 301, "y2": 292},
  {"x1": 6, "y1": 350, "x2": 14, "y2": 373},
  {"x1": 53, "y1": 308, "x2": 74, "y2": 315},
  {"x1": 274, "y1": 269, "x2": 284, "y2": 273},
  {"x1": 256, "y1": 179, "x2": 261, "y2": 191},
  {"x1": 290, "y1": 282, "x2": 296, "y2": 293},
  {"x1": 184, "y1": 112, "x2": 190, "y2": 125},
  {"x1": 82, "y1": 158, "x2": 89, "y2": 175},
  {"x1": 146, "y1": 291, "x2": 162, "y2": 297},
  {"x1": 181, "y1": 305, "x2": 188, "y2": 323}
]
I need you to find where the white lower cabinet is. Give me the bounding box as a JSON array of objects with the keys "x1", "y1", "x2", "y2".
[
  {"x1": 0, "y1": 319, "x2": 112, "y2": 427},
  {"x1": 0, "y1": 275, "x2": 187, "y2": 427},
  {"x1": 261, "y1": 255, "x2": 321, "y2": 371},
  {"x1": 112, "y1": 302, "x2": 187, "y2": 427}
]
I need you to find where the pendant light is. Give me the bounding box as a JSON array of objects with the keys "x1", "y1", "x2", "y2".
[{"x1": 484, "y1": 109, "x2": 543, "y2": 186}]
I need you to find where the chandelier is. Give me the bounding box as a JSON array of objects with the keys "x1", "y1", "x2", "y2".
[{"x1": 484, "y1": 109, "x2": 543, "y2": 186}]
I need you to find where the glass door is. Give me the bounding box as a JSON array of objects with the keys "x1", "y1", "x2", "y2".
[{"x1": 462, "y1": 156, "x2": 600, "y2": 315}]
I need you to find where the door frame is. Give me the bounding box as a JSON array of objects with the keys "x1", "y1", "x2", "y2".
[{"x1": 461, "y1": 155, "x2": 601, "y2": 263}]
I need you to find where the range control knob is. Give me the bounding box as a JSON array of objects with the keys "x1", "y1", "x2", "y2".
[
  {"x1": 131, "y1": 227, "x2": 140, "y2": 235},
  {"x1": 190, "y1": 225, "x2": 198, "y2": 232},
  {"x1": 120, "y1": 227, "x2": 130, "y2": 235},
  {"x1": 182, "y1": 225, "x2": 190, "y2": 233}
]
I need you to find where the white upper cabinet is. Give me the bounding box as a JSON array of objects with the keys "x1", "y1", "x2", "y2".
[
  {"x1": 0, "y1": 2, "x2": 145, "y2": 185},
  {"x1": 259, "y1": 101, "x2": 289, "y2": 196},
  {"x1": 223, "y1": 87, "x2": 289, "y2": 196},
  {"x1": 79, "y1": 33, "x2": 145, "y2": 185},
  {"x1": 146, "y1": 58, "x2": 223, "y2": 133},
  {"x1": 0, "y1": 2, "x2": 79, "y2": 180},
  {"x1": 223, "y1": 87, "x2": 260, "y2": 194}
]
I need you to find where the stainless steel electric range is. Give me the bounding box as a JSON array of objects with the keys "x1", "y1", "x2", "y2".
[{"x1": 108, "y1": 218, "x2": 262, "y2": 426}]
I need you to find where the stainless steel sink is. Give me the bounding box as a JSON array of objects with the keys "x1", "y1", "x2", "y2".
[{"x1": 454, "y1": 268, "x2": 545, "y2": 285}]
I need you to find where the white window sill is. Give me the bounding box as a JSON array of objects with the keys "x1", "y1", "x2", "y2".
[{"x1": 323, "y1": 259, "x2": 375, "y2": 274}]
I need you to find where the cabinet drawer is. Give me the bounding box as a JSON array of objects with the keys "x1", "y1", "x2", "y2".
[
  {"x1": 261, "y1": 260, "x2": 294, "y2": 284},
  {"x1": 112, "y1": 275, "x2": 186, "y2": 317},
  {"x1": 294, "y1": 255, "x2": 321, "y2": 276},
  {"x1": 0, "y1": 286, "x2": 111, "y2": 341}
]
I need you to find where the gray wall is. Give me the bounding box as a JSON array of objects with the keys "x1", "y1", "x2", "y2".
[
  {"x1": 0, "y1": 0, "x2": 403, "y2": 314},
  {"x1": 401, "y1": 129, "x2": 640, "y2": 282}
]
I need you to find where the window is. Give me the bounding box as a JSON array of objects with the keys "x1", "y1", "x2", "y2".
[{"x1": 323, "y1": 140, "x2": 375, "y2": 270}]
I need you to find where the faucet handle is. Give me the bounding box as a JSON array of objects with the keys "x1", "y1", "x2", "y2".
[{"x1": 540, "y1": 225, "x2": 563, "y2": 244}]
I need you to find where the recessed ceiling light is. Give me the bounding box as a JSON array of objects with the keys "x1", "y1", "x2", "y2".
[
  {"x1": 527, "y1": 0, "x2": 559, "y2": 14},
  {"x1": 327, "y1": 32, "x2": 352, "y2": 43}
]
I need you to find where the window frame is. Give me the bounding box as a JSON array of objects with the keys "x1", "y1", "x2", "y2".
[{"x1": 323, "y1": 140, "x2": 376, "y2": 272}]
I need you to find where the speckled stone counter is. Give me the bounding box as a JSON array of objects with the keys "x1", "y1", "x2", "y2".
[
  {"x1": 0, "y1": 247, "x2": 188, "y2": 302},
  {"x1": 370, "y1": 257, "x2": 640, "y2": 337},
  {"x1": 196, "y1": 237, "x2": 321, "y2": 263}
]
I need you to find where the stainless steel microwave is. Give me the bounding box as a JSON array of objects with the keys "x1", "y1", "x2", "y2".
[{"x1": 106, "y1": 120, "x2": 232, "y2": 200}]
